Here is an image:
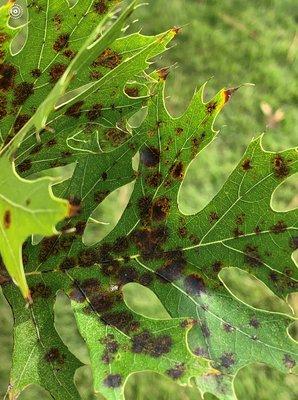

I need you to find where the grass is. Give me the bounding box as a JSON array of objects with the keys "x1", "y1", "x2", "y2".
[{"x1": 0, "y1": 0, "x2": 297, "y2": 399}]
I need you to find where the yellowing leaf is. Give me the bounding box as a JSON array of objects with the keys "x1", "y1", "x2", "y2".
[{"x1": 0, "y1": 156, "x2": 68, "y2": 300}]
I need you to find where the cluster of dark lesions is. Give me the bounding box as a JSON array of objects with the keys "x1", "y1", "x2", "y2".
[{"x1": 67, "y1": 268, "x2": 198, "y2": 388}]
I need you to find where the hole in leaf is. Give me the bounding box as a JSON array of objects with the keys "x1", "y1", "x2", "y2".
[
  {"x1": 123, "y1": 283, "x2": 170, "y2": 319},
  {"x1": 74, "y1": 365, "x2": 99, "y2": 400},
  {"x1": 54, "y1": 291, "x2": 89, "y2": 364},
  {"x1": 18, "y1": 384, "x2": 52, "y2": 400},
  {"x1": 235, "y1": 363, "x2": 298, "y2": 400},
  {"x1": 125, "y1": 371, "x2": 203, "y2": 400},
  {"x1": 178, "y1": 137, "x2": 237, "y2": 215},
  {"x1": 271, "y1": 173, "x2": 298, "y2": 212},
  {"x1": 220, "y1": 267, "x2": 292, "y2": 314},
  {"x1": 83, "y1": 181, "x2": 134, "y2": 246},
  {"x1": 9, "y1": 0, "x2": 28, "y2": 56}
]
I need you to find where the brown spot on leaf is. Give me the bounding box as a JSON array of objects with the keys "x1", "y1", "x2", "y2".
[
  {"x1": 249, "y1": 317, "x2": 260, "y2": 329},
  {"x1": 105, "y1": 127, "x2": 128, "y2": 146},
  {"x1": 65, "y1": 101, "x2": 84, "y2": 118},
  {"x1": 92, "y1": 48, "x2": 122, "y2": 69},
  {"x1": 223, "y1": 87, "x2": 238, "y2": 103},
  {"x1": 112, "y1": 236, "x2": 129, "y2": 254},
  {"x1": 17, "y1": 158, "x2": 32, "y2": 173},
  {"x1": 132, "y1": 226, "x2": 169, "y2": 260},
  {"x1": 146, "y1": 171, "x2": 162, "y2": 188},
  {"x1": 63, "y1": 49, "x2": 76, "y2": 59},
  {"x1": 3, "y1": 210, "x2": 11, "y2": 228},
  {"x1": 206, "y1": 102, "x2": 217, "y2": 114},
  {"x1": 157, "y1": 67, "x2": 170, "y2": 80},
  {"x1": 31, "y1": 68, "x2": 42, "y2": 78},
  {"x1": 273, "y1": 154, "x2": 290, "y2": 178},
  {"x1": 49, "y1": 63, "x2": 67, "y2": 83},
  {"x1": 78, "y1": 249, "x2": 97, "y2": 267},
  {"x1": 53, "y1": 14, "x2": 62, "y2": 30},
  {"x1": 0, "y1": 63, "x2": 17, "y2": 91},
  {"x1": 175, "y1": 127, "x2": 183, "y2": 135},
  {"x1": 14, "y1": 114, "x2": 30, "y2": 133},
  {"x1": 90, "y1": 71, "x2": 103, "y2": 80},
  {"x1": 291, "y1": 237, "x2": 298, "y2": 250},
  {"x1": 13, "y1": 82, "x2": 34, "y2": 106},
  {"x1": 212, "y1": 261, "x2": 223, "y2": 273},
  {"x1": 270, "y1": 220, "x2": 287, "y2": 234},
  {"x1": 101, "y1": 311, "x2": 139, "y2": 333},
  {"x1": 244, "y1": 245, "x2": 262, "y2": 267},
  {"x1": 44, "y1": 348, "x2": 65, "y2": 364},
  {"x1": 94, "y1": 190, "x2": 110, "y2": 203},
  {"x1": 94, "y1": 0, "x2": 108, "y2": 14},
  {"x1": 87, "y1": 103, "x2": 102, "y2": 121},
  {"x1": 178, "y1": 227, "x2": 188, "y2": 237},
  {"x1": 53, "y1": 33, "x2": 69, "y2": 52},
  {"x1": 209, "y1": 212, "x2": 219, "y2": 223},
  {"x1": 125, "y1": 87, "x2": 139, "y2": 97},
  {"x1": 31, "y1": 283, "x2": 52, "y2": 299},
  {"x1": 132, "y1": 330, "x2": 172, "y2": 357},
  {"x1": 242, "y1": 158, "x2": 252, "y2": 171},
  {"x1": 170, "y1": 161, "x2": 184, "y2": 180},
  {"x1": 118, "y1": 266, "x2": 138, "y2": 285},
  {"x1": 60, "y1": 257, "x2": 77, "y2": 270},
  {"x1": 152, "y1": 196, "x2": 170, "y2": 221},
  {"x1": 0, "y1": 94, "x2": 7, "y2": 120},
  {"x1": 233, "y1": 227, "x2": 244, "y2": 237}
]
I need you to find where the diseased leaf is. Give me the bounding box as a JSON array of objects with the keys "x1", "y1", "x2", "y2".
[
  {"x1": 0, "y1": 155, "x2": 68, "y2": 299},
  {"x1": 0, "y1": 1, "x2": 297, "y2": 400}
]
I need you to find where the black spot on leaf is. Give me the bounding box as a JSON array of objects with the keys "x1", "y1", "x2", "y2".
[
  {"x1": 283, "y1": 354, "x2": 296, "y2": 369},
  {"x1": 220, "y1": 353, "x2": 235, "y2": 368},
  {"x1": 140, "y1": 146, "x2": 160, "y2": 167},
  {"x1": 166, "y1": 363, "x2": 185, "y2": 380},
  {"x1": 103, "y1": 374, "x2": 122, "y2": 388},
  {"x1": 184, "y1": 274, "x2": 205, "y2": 295}
]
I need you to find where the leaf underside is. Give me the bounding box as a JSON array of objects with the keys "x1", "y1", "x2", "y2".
[{"x1": 0, "y1": 1, "x2": 297, "y2": 400}]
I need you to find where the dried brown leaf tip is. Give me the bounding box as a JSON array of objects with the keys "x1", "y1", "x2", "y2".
[
  {"x1": 223, "y1": 87, "x2": 239, "y2": 103},
  {"x1": 157, "y1": 67, "x2": 170, "y2": 81}
]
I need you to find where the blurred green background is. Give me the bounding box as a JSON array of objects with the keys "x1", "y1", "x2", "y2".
[{"x1": 1, "y1": 0, "x2": 297, "y2": 399}]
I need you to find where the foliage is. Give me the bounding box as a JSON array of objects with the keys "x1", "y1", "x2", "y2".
[{"x1": 0, "y1": 1, "x2": 297, "y2": 400}]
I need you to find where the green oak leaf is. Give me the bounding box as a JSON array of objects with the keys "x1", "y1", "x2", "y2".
[
  {"x1": 0, "y1": 155, "x2": 68, "y2": 300},
  {"x1": 0, "y1": 1, "x2": 297, "y2": 400}
]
